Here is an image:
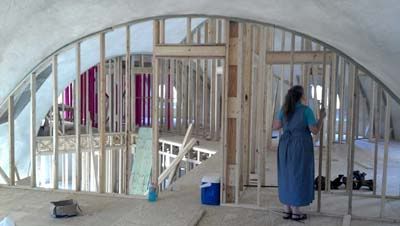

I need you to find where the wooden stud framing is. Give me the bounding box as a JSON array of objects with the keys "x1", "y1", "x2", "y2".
[
  {"x1": 289, "y1": 33, "x2": 295, "y2": 86},
  {"x1": 52, "y1": 55, "x2": 59, "y2": 189},
  {"x1": 256, "y1": 26, "x2": 267, "y2": 206},
  {"x1": 99, "y1": 33, "x2": 106, "y2": 193},
  {"x1": 208, "y1": 19, "x2": 217, "y2": 139},
  {"x1": 8, "y1": 95, "x2": 15, "y2": 186},
  {"x1": 373, "y1": 84, "x2": 381, "y2": 195},
  {"x1": 317, "y1": 48, "x2": 327, "y2": 212},
  {"x1": 221, "y1": 19, "x2": 228, "y2": 204},
  {"x1": 124, "y1": 25, "x2": 131, "y2": 194},
  {"x1": 369, "y1": 82, "x2": 377, "y2": 141},
  {"x1": 195, "y1": 58, "x2": 201, "y2": 132},
  {"x1": 159, "y1": 57, "x2": 165, "y2": 130},
  {"x1": 30, "y1": 73, "x2": 37, "y2": 187},
  {"x1": 176, "y1": 60, "x2": 182, "y2": 131},
  {"x1": 266, "y1": 51, "x2": 334, "y2": 65},
  {"x1": 75, "y1": 43, "x2": 81, "y2": 191},
  {"x1": 152, "y1": 19, "x2": 160, "y2": 188},
  {"x1": 153, "y1": 45, "x2": 226, "y2": 58},
  {"x1": 203, "y1": 21, "x2": 210, "y2": 136},
  {"x1": 326, "y1": 54, "x2": 337, "y2": 192},
  {"x1": 186, "y1": 17, "x2": 192, "y2": 44},
  {"x1": 182, "y1": 59, "x2": 188, "y2": 130},
  {"x1": 264, "y1": 26, "x2": 274, "y2": 180},
  {"x1": 380, "y1": 92, "x2": 391, "y2": 217},
  {"x1": 248, "y1": 25, "x2": 258, "y2": 178},
  {"x1": 241, "y1": 23, "x2": 252, "y2": 186},
  {"x1": 234, "y1": 23, "x2": 244, "y2": 204},
  {"x1": 226, "y1": 20, "x2": 239, "y2": 204},
  {"x1": 338, "y1": 58, "x2": 346, "y2": 143},
  {"x1": 346, "y1": 65, "x2": 358, "y2": 215}
]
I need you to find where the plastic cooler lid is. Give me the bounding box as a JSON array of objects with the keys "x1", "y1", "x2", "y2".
[{"x1": 201, "y1": 175, "x2": 220, "y2": 183}]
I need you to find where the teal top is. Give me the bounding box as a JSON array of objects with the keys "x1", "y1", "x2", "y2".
[{"x1": 276, "y1": 102, "x2": 317, "y2": 126}]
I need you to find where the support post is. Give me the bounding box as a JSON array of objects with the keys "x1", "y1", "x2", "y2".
[
  {"x1": 30, "y1": 73, "x2": 37, "y2": 187},
  {"x1": 373, "y1": 84, "x2": 381, "y2": 195},
  {"x1": 99, "y1": 33, "x2": 106, "y2": 193},
  {"x1": 152, "y1": 20, "x2": 160, "y2": 189},
  {"x1": 369, "y1": 82, "x2": 377, "y2": 141},
  {"x1": 234, "y1": 23, "x2": 244, "y2": 204},
  {"x1": 8, "y1": 95, "x2": 15, "y2": 186},
  {"x1": 338, "y1": 58, "x2": 345, "y2": 143},
  {"x1": 289, "y1": 32, "x2": 295, "y2": 87},
  {"x1": 256, "y1": 26, "x2": 267, "y2": 206},
  {"x1": 75, "y1": 43, "x2": 81, "y2": 191},
  {"x1": 326, "y1": 54, "x2": 337, "y2": 191},
  {"x1": 346, "y1": 65, "x2": 358, "y2": 215},
  {"x1": 380, "y1": 92, "x2": 391, "y2": 217},
  {"x1": 241, "y1": 23, "x2": 253, "y2": 186},
  {"x1": 52, "y1": 55, "x2": 59, "y2": 189},
  {"x1": 317, "y1": 48, "x2": 327, "y2": 212},
  {"x1": 224, "y1": 20, "x2": 239, "y2": 203},
  {"x1": 124, "y1": 25, "x2": 131, "y2": 194},
  {"x1": 265, "y1": 27, "x2": 274, "y2": 158}
]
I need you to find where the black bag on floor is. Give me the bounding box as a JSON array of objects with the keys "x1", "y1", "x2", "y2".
[{"x1": 50, "y1": 199, "x2": 81, "y2": 218}]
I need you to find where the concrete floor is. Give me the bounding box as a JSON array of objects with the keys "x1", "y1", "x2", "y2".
[
  {"x1": 0, "y1": 186, "x2": 203, "y2": 226},
  {"x1": 1, "y1": 140, "x2": 400, "y2": 225}
]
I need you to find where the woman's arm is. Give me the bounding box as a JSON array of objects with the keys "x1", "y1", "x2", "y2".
[
  {"x1": 309, "y1": 118, "x2": 323, "y2": 134},
  {"x1": 273, "y1": 120, "x2": 282, "y2": 130}
]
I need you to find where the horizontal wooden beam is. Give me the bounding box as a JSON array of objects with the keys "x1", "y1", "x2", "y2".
[
  {"x1": 266, "y1": 51, "x2": 334, "y2": 64},
  {"x1": 154, "y1": 44, "x2": 226, "y2": 58},
  {"x1": 132, "y1": 67, "x2": 153, "y2": 75}
]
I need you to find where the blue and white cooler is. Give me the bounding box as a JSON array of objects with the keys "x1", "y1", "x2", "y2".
[{"x1": 200, "y1": 175, "x2": 220, "y2": 205}]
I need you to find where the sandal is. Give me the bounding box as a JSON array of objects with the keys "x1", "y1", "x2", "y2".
[
  {"x1": 282, "y1": 212, "x2": 292, "y2": 220},
  {"x1": 291, "y1": 213, "x2": 307, "y2": 221}
]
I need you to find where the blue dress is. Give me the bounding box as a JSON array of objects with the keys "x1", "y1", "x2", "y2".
[{"x1": 277, "y1": 103, "x2": 316, "y2": 206}]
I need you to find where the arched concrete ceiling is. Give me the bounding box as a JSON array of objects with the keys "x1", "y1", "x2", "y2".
[{"x1": 1, "y1": 0, "x2": 400, "y2": 105}]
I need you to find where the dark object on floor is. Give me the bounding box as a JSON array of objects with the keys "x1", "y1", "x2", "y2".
[
  {"x1": 314, "y1": 175, "x2": 343, "y2": 190},
  {"x1": 314, "y1": 175, "x2": 326, "y2": 190},
  {"x1": 331, "y1": 174, "x2": 344, "y2": 189},
  {"x1": 353, "y1": 171, "x2": 374, "y2": 191},
  {"x1": 314, "y1": 172, "x2": 374, "y2": 191},
  {"x1": 50, "y1": 199, "x2": 82, "y2": 218},
  {"x1": 361, "y1": 179, "x2": 374, "y2": 191},
  {"x1": 341, "y1": 171, "x2": 374, "y2": 190}
]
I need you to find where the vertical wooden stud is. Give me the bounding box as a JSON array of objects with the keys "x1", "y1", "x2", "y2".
[
  {"x1": 289, "y1": 33, "x2": 295, "y2": 87},
  {"x1": 152, "y1": 19, "x2": 160, "y2": 188},
  {"x1": 241, "y1": 23, "x2": 253, "y2": 187},
  {"x1": 8, "y1": 95, "x2": 15, "y2": 186},
  {"x1": 346, "y1": 65, "x2": 357, "y2": 215},
  {"x1": 98, "y1": 33, "x2": 106, "y2": 193},
  {"x1": 338, "y1": 58, "x2": 345, "y2": 143},
  {"x1": 317, "y1": 48, "x2": 327, "y2": 212},
  {"x1": 325, "y1": 54, "x2": 337, "y2": 191},
  {"x1": 124, "y1": 25, "x2": 131, "y2": 194},
  {"x1": 30, "y1": 73, "x2": 37, "y2": 187},
  {"x1": 75, "y1": 43, "x2": 82, "y2": 191},
  {"x1": 373, "y1": 85, "x2": 381, "y2": 195},
  {"x1": 256, "y1": 26, "x2": 267, "y2": 206},
  {"x1": 52, "y1": 55, "x2": 59, "y2": 189},
  {"x1": 380, "y1": 92, "x2": 391, "y2": 217}
]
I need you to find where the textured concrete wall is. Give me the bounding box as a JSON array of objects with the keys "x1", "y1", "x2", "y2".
[{"x1": 0, "y1": 0, "x2": 399, "y2": 105}]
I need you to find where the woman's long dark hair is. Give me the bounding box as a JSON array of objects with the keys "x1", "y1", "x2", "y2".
[{"x1": 283, "y1": 85, "x2": 304, "y2": 119}]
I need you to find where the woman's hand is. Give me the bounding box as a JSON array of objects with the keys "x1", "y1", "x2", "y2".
[
  {"x1": 273, "y1": 120, "x2": 282, "y2": 130},
  {"x1": 319, "y1": 107, "x2": 326, "y2": 119}
]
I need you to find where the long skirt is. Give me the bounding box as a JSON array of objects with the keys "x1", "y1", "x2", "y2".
[{"x1": 277, "y1": 134, "x2": 315, "y2": 206}]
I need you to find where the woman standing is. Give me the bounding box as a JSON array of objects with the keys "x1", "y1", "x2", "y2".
[{"x1": 273, "y1": 85, "x2": 326, "y2": 221}]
